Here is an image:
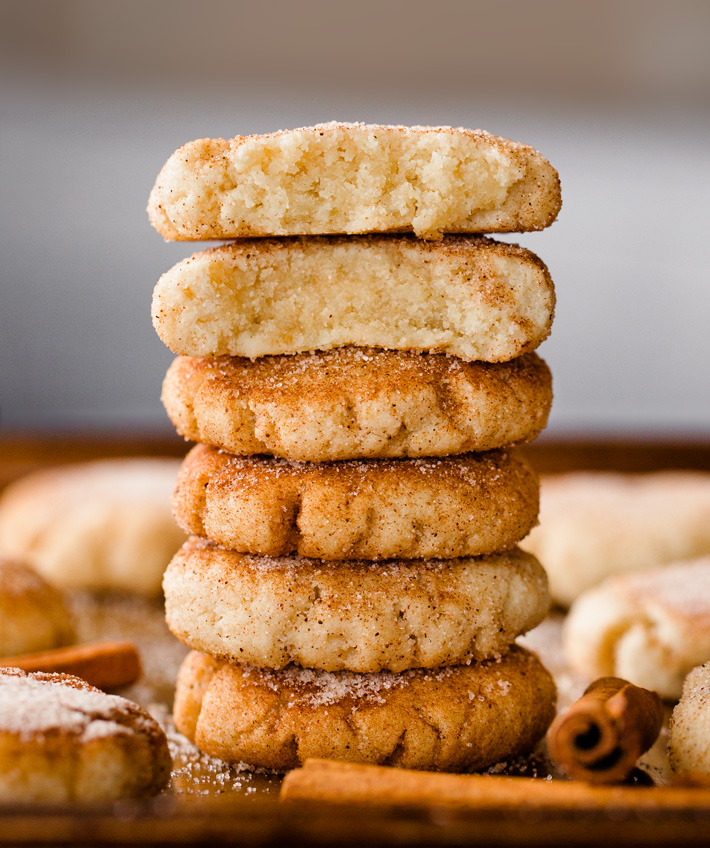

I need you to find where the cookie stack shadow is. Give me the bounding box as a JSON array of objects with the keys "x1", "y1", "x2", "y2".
[{"x1": 149, "y1": 123, "x2": 562, "y2": 772}]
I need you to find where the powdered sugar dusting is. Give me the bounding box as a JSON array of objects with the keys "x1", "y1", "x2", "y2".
[{"x1": 0, "y1": 671, "x2": 148, "y2": 741}]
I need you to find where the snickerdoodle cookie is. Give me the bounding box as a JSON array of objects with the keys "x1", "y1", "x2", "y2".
[
  {"x1": 669, "y1": 662, "x2": 710, "y2": 779},
  {"x1": 564, "y1": 557, "x2": 710, "y2": 699},
  {"x1": 163, "y1": 349, "x2": 552, "y2": 462},
  {"x1": 173, "y1": 646, "x2": 556, "y2": 772},
  {"x1": 148, "y1": 122, "x2": 560, "y2": 242},
  {"x1": 0, "y1": 558, "x2": 74, "y2": 657},
  {"x1": 0, "y1": 459, "x2": 186, "y2": 595},
  {"x1": 164, "y1": 539, "x2": 549, "y2": 673},
  {"x1": 0, "y1": 667, "x2": 171, "y2": 802},
  {"x1": 173, "y1": 446, "x2": 539, "y2": 560},
  {"x1": 151, "y1": 234, "x2": 554, "y2": 361},
  {"x1": 521, "y1": 471, "x2": 710, "y2": 606}
]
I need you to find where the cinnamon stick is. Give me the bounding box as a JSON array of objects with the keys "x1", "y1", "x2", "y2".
[
  {"x1": 281, "y1": 759, "x2": 710, "y2": 811},
  {"x1": 0, "y1": 640, "x2": 141, "y2": 690},
  {"x1": 546, "y1": 676, "x2": 663, "y2": 783}
]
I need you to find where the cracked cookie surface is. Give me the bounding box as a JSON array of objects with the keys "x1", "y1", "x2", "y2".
[
  {"x1": 163, "y1": 348, "x2": 552, "y2": 462},
  {"x1": 173, "y1": 445, "x2": 539, "y2": 560},
  {"x1": 173, "y1": 646, "x2": 556, "y2": 772}
]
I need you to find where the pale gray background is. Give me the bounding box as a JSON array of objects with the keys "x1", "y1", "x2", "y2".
[{"x1": 1, "y1": 0, "x2": 709, "y2": 436}]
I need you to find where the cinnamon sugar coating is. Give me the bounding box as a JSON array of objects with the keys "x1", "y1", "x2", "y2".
[
  {"x1": 173, "y1": 446, "x2": 539, "y2": 560},
  {"x1": 163, "y1": 349, "x2": 552, "y2": 461},
  {"x1": 163, "y1": 539, "x2": 549, "y2": 672},
  {"x1": 173, "y1": 646, "x2": 556, "y2": 772},
  {"x1": 148, "y1": 122, "x2": 561, "y2": 241},
  {"x1": 0, "y1": 667, "x2": 171, "y2": 802}
]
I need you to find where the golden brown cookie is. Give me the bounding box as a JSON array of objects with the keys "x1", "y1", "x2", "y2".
[
  {"x1": 173, "y1": 646, "x2": 556, "y2": 772},
  {"x1": 152, "y1": 236, "x2": 554, "y2": 362},
  {"x1": 521, "y1": 471, "x2": 710, "y2": 606},
  {"x1": 0, "y1": 558, "x2": 74, "y2": 657},
  {"x1": 564, "y1": 557, "x2": 710, "y2": 699},
  {"x1": 669, "y1": 662, "x2": 710, "y2": 778},
  {"x1": 173, "y1": 446, "x2": 539, "y2": 560},
  {"x1": 148, "y1": 122, "x2": 561, "y2": 241},
  {"x1": 0, "y1": 459, "x2": 187, "y2": 595},
  {"x1": 0, "y1": 667, "x2": 171, "y2": 802},
  {"x1": 163, "y1": 348, "x2": 552, "y2": 462},
  {"x1": 164, "y1": 539, "x2": 549, "y2": 672}
]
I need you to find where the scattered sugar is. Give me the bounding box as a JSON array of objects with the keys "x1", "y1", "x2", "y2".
[
  {"x1": 252, "y1": 664, "x2": 457, "y2": 707},
  {"x1": 155, "y1": 708, "x2": 279, "y2": 795}
]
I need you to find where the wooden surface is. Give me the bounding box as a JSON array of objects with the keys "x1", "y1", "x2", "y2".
[
  {"x1": 2, "y1": 433, "x2": 710, "y2": 493},
  {"x1": 1, "y1": 434, "x2": 710, "y2": 846}
]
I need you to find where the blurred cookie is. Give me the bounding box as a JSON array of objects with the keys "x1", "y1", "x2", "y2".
[
  {"x1": 0, "y1": 558, "x2": 74, "y2": 657},
  {"x1": 0, "y1": 459, "x2": 186, "y2": 595},
  {"x1": 164, "y1": 349, "x2": 551, "y2": 462},
  {"x1": 669, "y1": 662, "x2": 710, "y2": 779},
  {"x1": 152, "y1": 236, "x2": 554, "y2": 361},
  {"x1": 148, "y1": 122, "x2": 561, "y2": 241},
  {"x1": 521, "y1": 471, "x2": 710, "y2": 606},
  {"x1": 164, "y1": 539, "x2": 549, "y2": 672},
  {"x1": 0, "y1": 667, "x2": 171, "y2": 802},
  {"x1": 174, "y1": 446, "x2": 539, "y2": 560},
  {"x1": 564, "y1": 557, "x2": 710, "y2": 699},
  {"x1": 173, "y1": 646, "x2": 556, "y2": 772}
]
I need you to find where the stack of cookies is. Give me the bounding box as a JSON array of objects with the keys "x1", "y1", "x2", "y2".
[{"x1": 149, "y1": 123, "x2": 561, "y2": 772}]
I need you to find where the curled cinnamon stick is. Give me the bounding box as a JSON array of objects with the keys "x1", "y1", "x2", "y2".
[
  {"x1": 0, "y1": 640, "x2": 141, "y2": 691},
  {"x1": 546, "y1": 676, "x2": 663, "y2": 783}
]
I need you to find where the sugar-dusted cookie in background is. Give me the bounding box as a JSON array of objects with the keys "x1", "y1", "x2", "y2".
[
  {"x1": 564, "y1": 557, "x2": 710, "y2": 700},
  {"x1": 0, "y1": 558, "x2": 74, "y2": 656},
  {"x1": 521, "y1": 471, "x2": 710, "y2": 607},
  {"x1": 0, "y1": 459, "x2": 186, "y2": 595},
  {"x1": 173, "y1": 445, "x2": 539, "y2": 560},
  {"x1": 173, "y1": 646, "x2": 556, "y2": 772},
  {"x1": 669, "y1": 662, "x2": 710, "y2": 780},
  {"x1": 148, "y1": 122, "x2": 561, "y2": 242},
  {"x1": 163, "y1": 349, "x2": 552, "y2": 462},
  {"x1": 152, "y1": 236, "x2": 555, "y2": 361},
  {"x1": 0, "y1": 668, "x2": 171, "y2": 802},
  {"x1": 164, "y1": 539, "x2": 549, "y2": 672}
]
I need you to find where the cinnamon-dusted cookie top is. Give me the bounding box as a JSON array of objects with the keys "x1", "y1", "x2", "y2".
[
  {"x1": 0, "y1": 667, "x2": 171, "y2": 802},
  {"x1": 151, "y1": 235, "x2": 555, "y2": 362},
  {"x1": 163, "y1": 349, "x2": 552, "y2": 462},
  {"x1": 564, "y1": 557, "x2": 710, "y2": 700},
  {"x1": 148, "y1": 122, "x2": 560, "y2": 241},
  {"x1": 164, "y1": 540, "x2": 550, "y2": 673},
  {"x1": 173, "y1": 646, "x2": 556, "y2": 772},
  {"x1": 173, "y1": 446, "x2": 539, "y2": 560}
]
